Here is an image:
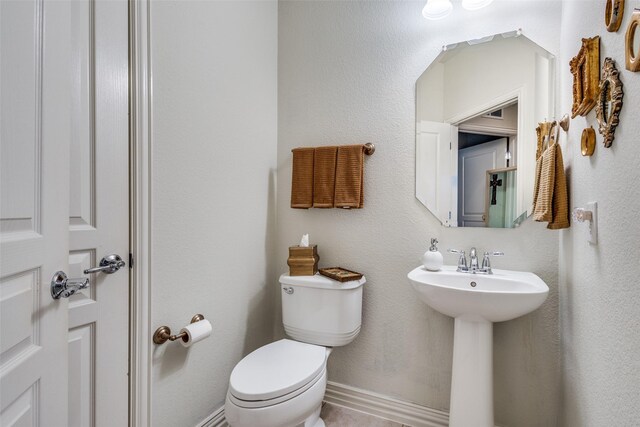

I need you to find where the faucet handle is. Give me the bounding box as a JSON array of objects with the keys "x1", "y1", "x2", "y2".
[
  {"x1": 481, "y1": 251, "x2": 504, "y2": 271},
  {"x1": 448, "y1": 249, "x2": 468, "y2": 271},
  {"x1": 485, "y1": 251, "x2": 504, "y2": 257}
]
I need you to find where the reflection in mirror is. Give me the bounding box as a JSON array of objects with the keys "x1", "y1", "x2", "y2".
[
  {"x1": 457, "y1": 103, "x2": 517, "y2": 227},
  {"x1": 415, "y1": 32, "x2": 555, "y2": 228},
  {"x1": 602, "y1": 80, "x2": 612, "y2": 122},
  {"x1": 486, "y1": 167, "x2": 517, "y2": 228}
]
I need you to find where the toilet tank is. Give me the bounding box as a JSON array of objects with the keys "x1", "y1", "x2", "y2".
[{"x1": 280, "y1": 273, "x2": 365, "y2": 347}]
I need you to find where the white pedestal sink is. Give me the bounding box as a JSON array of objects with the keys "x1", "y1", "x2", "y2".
[{"x1": 408, "y1": 265, "x2": 549, "y2": 427}]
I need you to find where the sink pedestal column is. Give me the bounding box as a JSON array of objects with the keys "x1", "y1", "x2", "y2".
[{"x1": 449, "y1": 317, "x2": 493, "y2": 427}]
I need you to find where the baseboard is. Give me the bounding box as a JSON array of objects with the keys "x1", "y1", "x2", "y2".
[
  {"x1": 323, "y1": 381, "x2": 449, "y2": 427},
  {"x1": 200, "y1": 382, "x2": 449, "y2": 427},
  {"x1": 196, "y1": 405, "x2": 228, "y2": 427}
]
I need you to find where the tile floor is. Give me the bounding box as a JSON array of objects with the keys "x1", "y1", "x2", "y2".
[{"x1": 320, "y1": 402, "x2": 410, "y2": 427}]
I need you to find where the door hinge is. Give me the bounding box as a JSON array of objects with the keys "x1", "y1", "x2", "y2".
[
  {"x1": 129, "y1": 253, "x2": 134, "y2": 269},
  {"x1": 449, "y1": 211, "x2": 452, "y2": 219}
]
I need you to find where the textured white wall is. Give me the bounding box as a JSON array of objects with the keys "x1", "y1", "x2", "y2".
[
  {"x1": 143, "y1": 1, "x2": 640, "y2": 425},
  {"x1": 278, "y1": 1, "x2": 561, "y2": 425},
  {"x1": 150, "y1": 1, "x2": 278, "y2": 426},
  {"x1": 558, "y1": 1, "x2": 640, "y2": 425}
]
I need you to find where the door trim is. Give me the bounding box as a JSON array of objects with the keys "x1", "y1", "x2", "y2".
[{"x1": 129, "y1": 0, "x2": 152, "y2": 425}]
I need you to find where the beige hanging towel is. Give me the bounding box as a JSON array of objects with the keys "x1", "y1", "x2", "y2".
[
  {"x1": 290, "y1": 147, "x2": 314, "y2": 209},
  {"x1": 334, "y1": 144, "x2": 364, "y2": 209},
  {"x1": 532, "y1": 152, "x2": 544, "y2": 214},
  {"x1": 547, "y1": 143, "x2": 570, "y2": 229},
  {"x1": 533, "y1": 143, "x2": 569, "y2": 229},
  {"x1": 533, "y1": 144, "x2": 556, "y2": 222},
  {"x1": 313, "y1": 146, "x2": 338, "y2": 208}
]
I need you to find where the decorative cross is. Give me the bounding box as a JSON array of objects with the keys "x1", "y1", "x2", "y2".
[{"x1": 489, "y1": 174, "x2": 503, "y2": 205}]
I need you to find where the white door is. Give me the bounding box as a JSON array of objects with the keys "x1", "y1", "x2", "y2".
[
  {"x1": 1, "y1": 0, "x2": 129, "y2": 426},
  {"x1": 457, "y1": 138, "x2": 506, "y2": 227},
  {"x1": 416, "y1": 121, "x2": 459, "y2": 226},
  {"x1": 67, "y1": 0, "x2": 129, "y2": 426},
  {"x1": 1, "y1": 1, "x2": 72, "y2": 424}
]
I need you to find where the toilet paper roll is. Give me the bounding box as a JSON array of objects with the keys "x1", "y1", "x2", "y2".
[{"x1": 179, "y1": 319, "x2": 212, "y2": 347}]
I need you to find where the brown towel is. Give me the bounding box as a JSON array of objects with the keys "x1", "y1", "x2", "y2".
[
  {"x1": 533, "y1": 144, "x2": 556, "y2": 222},
  {"x1": 533, "y1": 143, "x2": 569, "y2": 229},
  {"x1": 334, "y1": 145, "x2": 364, "y2": 209},
  {"x1": 290, "y1": 147, "x2": 314, "y2": 209},
  {"x1": 547, "y1": 144, "x2": 569, "y2": 229},
  {"x1": 532, "y1": 153, "x2": 543, "y2": 215},
  {"x1": 313, "y1": 146, "x2": 338, "y2": 208}
]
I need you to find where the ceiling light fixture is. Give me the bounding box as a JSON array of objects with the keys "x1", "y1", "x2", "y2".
[
  {"x1": 423, "y1": 0, "x2": 494, "y2": 20},
  {"x1": 461, "y1": 0, "x2": 494, "y2": 11},
  {"x1": 422, "y1": 0, "x2": 453, "y2": 20}
]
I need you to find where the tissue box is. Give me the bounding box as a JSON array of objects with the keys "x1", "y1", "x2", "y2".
[{"x1": 287, "y1": 245, "x2": 319, "y2": 276}]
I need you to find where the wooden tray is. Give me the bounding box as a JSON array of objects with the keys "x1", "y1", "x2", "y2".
[{"x1": 319, "y1": 267, "x2": 363, "y2": 283}]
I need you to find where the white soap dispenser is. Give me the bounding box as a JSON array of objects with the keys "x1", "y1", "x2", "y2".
[{"x1": 422, "y1": 238, "x2": 443, "y2": 271}]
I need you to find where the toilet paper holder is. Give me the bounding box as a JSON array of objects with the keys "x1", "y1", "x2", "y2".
[{"x1": 153, "y1": 314, "x2": 205, "y2": 344}]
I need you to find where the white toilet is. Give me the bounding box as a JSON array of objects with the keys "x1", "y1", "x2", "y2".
[{"x1": 225, "y1": 273, "x2": 365, "y2": 427}]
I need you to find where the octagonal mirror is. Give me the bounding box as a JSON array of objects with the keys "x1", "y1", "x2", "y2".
[{"x1": 415, "y1": 32, "x2": 555, "y2": 228}]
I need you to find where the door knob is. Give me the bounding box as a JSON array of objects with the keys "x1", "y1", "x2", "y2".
[
  {"x1": 51, "y1": 271, "x2": 89, "y2": 299},
  {"x1": 83, "y1": 254, "x2": 126, "y2": 274}
]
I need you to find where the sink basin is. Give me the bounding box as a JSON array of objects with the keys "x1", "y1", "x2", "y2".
[
  {"x1": 408, "y1": 265, "x2": 549, "y2": 322},
  {"x1": 408, "y1": 265, "x2": 549, "y2": 427}
]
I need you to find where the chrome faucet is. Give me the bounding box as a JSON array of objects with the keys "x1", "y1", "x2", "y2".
[
  {"x1": 469, "y1": 247, "x2": 479, "y2": 271},
  {"x1": 448, "y1": 248, "x2": 504, "y2": 274}
]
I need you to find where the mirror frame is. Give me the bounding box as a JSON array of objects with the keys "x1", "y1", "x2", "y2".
[
  {"x1": 595, "y1": 57, "x2": 624, "y2": 148},
  {"x1": 570, "y1": 36, "x2": 600, "y2": 118},
  {"x1": 581, "y1": 126, "x2": 596, "y2": 156},
  {"x1": 605, "y1": 0, "x2": 624, "y2": 32},
  {"x1": 625, "y1": 9, "x2": 640, "y2": 72}
]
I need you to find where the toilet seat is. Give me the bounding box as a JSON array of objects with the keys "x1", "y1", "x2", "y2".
[
  {"x1": 228, "y1": 339, "x2": 327, "y2": 408},
  {"x1": 227, "y1": 366, "x2": 325, "y2": 409}
]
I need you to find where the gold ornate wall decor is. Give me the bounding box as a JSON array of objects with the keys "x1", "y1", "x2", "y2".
[
  {"x1": 570, "y1": 36, "x2": 600, "y2": 118},
  {"x1": 625, "y1": 9, "x2": 640, "y2": 72},
  {"x1": 581, "y1": 127, "x2": 596, "y2": 156},
  {"x1": 595, "y1": 58, "x2": 623, "y2": 148},
  {"x1": 605, "y1": 0, "x2": 625, "y2": 32}
]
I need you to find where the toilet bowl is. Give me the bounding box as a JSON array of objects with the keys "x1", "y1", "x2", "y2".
[
  {"x1": 225, "y1": 273, "x2": 365, "y2": 427},
  {"x1": 225, "y1": 340, "x2": 331, "y2": 427}
]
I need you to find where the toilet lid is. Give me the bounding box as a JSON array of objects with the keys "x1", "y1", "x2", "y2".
[{"x1": 229, "y1": 339, "x2": 327, "y2": 401}]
